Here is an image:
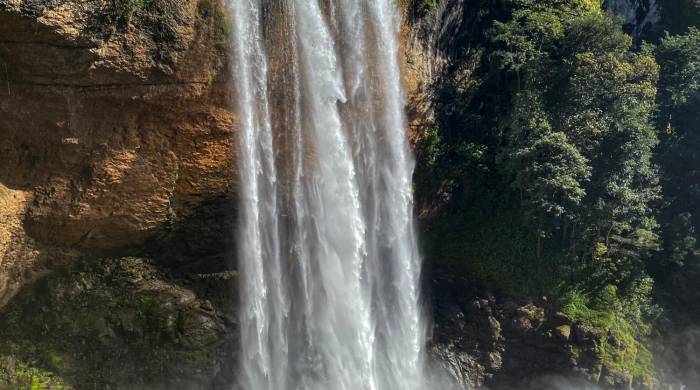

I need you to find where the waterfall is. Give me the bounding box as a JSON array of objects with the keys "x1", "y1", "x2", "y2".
[{"x1": 228, "y1": 0, "x2": 427, "y2": 389}]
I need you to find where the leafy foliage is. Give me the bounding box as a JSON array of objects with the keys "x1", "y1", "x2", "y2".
[
  {"x1": 561, "y1": 280, "x2": 659, "y2": 377},
  {"x1": 637, "y1": 27, "x2": 700, "y2": 348},
  {"x1": 415, "y1": 0, "x2": 439, "y2": 15},
  {"x1": 658, "y1": 0, "x2": 700, "y2": 36},
  {"x1": 419, "y1": 0, "x2": 661, "y2": 294},
  {"x1": 414, "y1": 0, "x2": 679, "y2": 378},
  {"x1": 653, "y1": 29, "x2": 700, "y2": 269},
  {"x1": 0, "y1": 356, "x2": 66, "y2": 390}
]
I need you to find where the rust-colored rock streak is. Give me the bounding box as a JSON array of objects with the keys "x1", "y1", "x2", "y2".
[{"x1": 0, "y1": 0, "x2": 239, "y2": 251}]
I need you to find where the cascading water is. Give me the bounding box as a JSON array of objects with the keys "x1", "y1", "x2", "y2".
[{"x1": 229, "y1": 1, "x2": 427, "y2": 389}]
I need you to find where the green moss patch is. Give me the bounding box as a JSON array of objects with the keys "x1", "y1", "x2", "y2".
[
  {"x1": 561, "y1": 284, "x2": 657, "y2": 380},
  {"x1": 0, "y1": 356, "x2": 68, "y2": 390},
  {"x1": 0, "y1": 257, "x2": 229, "y2": 389}
]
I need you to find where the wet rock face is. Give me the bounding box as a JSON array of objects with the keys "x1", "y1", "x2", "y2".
[
  {"x1": 0, "y1": 0, "x2": 238, "y2": 251},
  {"x1": 428, "y1": 278, "x2": 653, "y2": 390},
  {"x1": 0, "y1": 257, "x2": 236, "y2": 389},
  {"x1": 431, "y1": 293, "x2": 577, "y2": 389}
]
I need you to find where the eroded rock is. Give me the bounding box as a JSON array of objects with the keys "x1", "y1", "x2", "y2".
[{"x1": 0, "y1": 0, "x2": 238, "y2": 250}]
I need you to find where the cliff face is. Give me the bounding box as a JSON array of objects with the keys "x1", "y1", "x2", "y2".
[
  {"x1": 604, "y1": 0, "x2": 660, "y2": 39},
  {"x1": 0, "y1": 2, "x2": 240, "y2": 387},
  {"x1": 0, "y1": 0, "x2": 237, "y2": 252},
  {"x1": 0, "y1": 0, "x2": 240, "y2": 307},
  {"x1": 0, "y1": 1, "x2": 677, "y2": 389}
]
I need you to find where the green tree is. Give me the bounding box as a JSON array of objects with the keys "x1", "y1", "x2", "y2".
[
  {"x1": 655, "y1": 29, "x2": 700, "y2": 267},
  {"x1": 493, "y1": 6, "x2": 660, "y2": 287},
  {"x1": 503, "y1": 92, "x2": 591, "y2": 239},
  {"x1": 417, "y1": 0, "x2": 661, "y2": 298}
]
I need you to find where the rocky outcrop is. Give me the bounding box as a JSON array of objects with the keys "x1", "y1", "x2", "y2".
[
  {"x1": 0, "y1": 256, "x2": 235, "y2": 389},
  {"x1": 431, "y1": 293, "x2": 574, "y2": 389},
  {"x1": 401, "y1": 0, "x2": 480, "y2": 143},
  {"x1": 0, "y1": 183, "x2": 79, "y2": 308},
  {"x1": 0, "y1": 0, "x2": 237, "y2": 252},
  {"x1": 0, "y1": 186, "x2": 37, "y2": 306},
  {"x1": 428, "y1": 277, "x2": 655, "y2": 390},
  {"x1": 604, "y1": 0, "x2": 661, "y2": 40}
]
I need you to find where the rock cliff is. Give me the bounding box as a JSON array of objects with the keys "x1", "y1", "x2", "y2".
[
  {"x1": 0, "y1": 1, "x2": 678, "y2": 389},
  {"x1": 0, "y1": 2, "x2": 238, "y2": 387},
  {"x1": 0, "y1": 0, "x2": 238, "y2": 303},
  {"x1": 0, "y1": 0, "x2": 237, "y2": 252}
]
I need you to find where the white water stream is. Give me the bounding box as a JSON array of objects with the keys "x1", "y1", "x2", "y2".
[{"x1": 229, "y1": 1, "x2": 427, "y2": 389}]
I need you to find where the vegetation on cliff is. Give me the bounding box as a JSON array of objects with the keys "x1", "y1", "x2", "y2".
[
  {"x1": 0, "y1": 0, "x2": 698, "y2": 388},
  {"x1": 412, "y1": 0, "x2": 700, "y2": 384},
  {"x1": 0, "y1": 257, "x2": 233, "y2": 389}
]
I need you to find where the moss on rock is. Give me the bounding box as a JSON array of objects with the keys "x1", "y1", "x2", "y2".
[
  {"x1": 0, "y1": 257, "x2": 235, "y2": 389},
  {"x1": 0, "y1": 356, "x2": 69, "y2": 390}
]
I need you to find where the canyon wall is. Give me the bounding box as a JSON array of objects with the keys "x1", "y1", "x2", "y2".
[
  {"x1": 0, "y1": 0, "x2": 673, "y2": 389},
  {"x1": 0, "y1": 0, "x2": 237, "y2": 300}
]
